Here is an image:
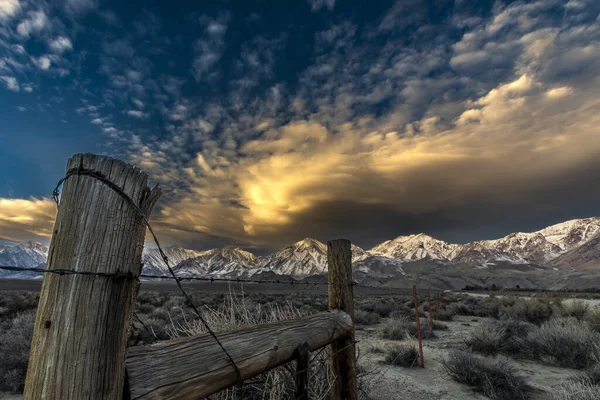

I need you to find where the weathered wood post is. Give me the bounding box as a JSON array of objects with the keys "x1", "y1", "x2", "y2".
[
  {"x1": 295, "y1": 342, "x2": 310, "y2": 400},
  {"x1": 24, "y1": 153, "x2": 160, "y2": 400},
  {"x1": 412, "y1": 285, "x2": 424, "y2": 368},
  {"x1": 327, "y1": 239, "x2": 357, "y2": 400}
]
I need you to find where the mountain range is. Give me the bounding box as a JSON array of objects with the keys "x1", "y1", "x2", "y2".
[{"x1": 2, "y1": 218, "x2": 600, "y2": 289}]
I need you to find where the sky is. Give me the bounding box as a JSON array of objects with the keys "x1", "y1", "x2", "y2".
[{"x1": 1, "y1": 0, "x2": 600, "y2": 253}]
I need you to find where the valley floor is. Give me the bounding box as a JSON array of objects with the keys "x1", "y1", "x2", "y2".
[{"x1": 356, "y1": 315, "x2": 581, "y2": 400}]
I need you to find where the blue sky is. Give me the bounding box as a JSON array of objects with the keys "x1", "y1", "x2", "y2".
[{"x1": 1, "y1": 0, "x2": 600, "y2": 252}]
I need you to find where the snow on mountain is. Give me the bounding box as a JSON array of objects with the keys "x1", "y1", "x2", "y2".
[
  {"x1": 0, "y1": 241, "x2": 48, "y2": 278},
  {"x1": 548, "y1": 230, "x2": 600, "y2": 271},
  {"x1": 471, "y1": 218, "x2": 600, "y2": 264},
  {"x1": 141, "y1": 245, "x2": 208, "y2": 275},
  {"x1": 258, "y1": 238, "x2": 328, "y2": 277},
  {"x1": 0, "y1": 241, "x2": 48, "y2": 268},
  {"x1": 255, "y1": 238, "x2": 370, "y2": 277},
  {"x1": 174, "y1": 246, "x2": 258, "y2": 277},
  {"x1": 370, "y1": 234, "x2": 459, "y2": 261},
  {"x1": 369, "y1": 218, "x2": 600, "y2": 266},
  {"x1": 353, "y1": 255, "x2": 405, "y2": 276},
  {"x1": 3, "y1": 217, "x2": 600, "y2": 280}
]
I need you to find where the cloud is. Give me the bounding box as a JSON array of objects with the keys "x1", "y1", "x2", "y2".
[
  {"x1": 33, "y1": 55, "x2": 51, "y2": 70},
  {"x1": 309, "y1": 0, "x2": 335, "y2": 12},
  {"x1": 0, "y1": 0, "x2": 21, "y2": 21},
  {"x1": 0, "y1": 198, "x2": 56, "y2": 243},
  {"x1": 0, "y1": 75, "x2": 19, "y2": 91},
  {"x1": 126, "y1": 110, "x2": 149, "y2": 119},
  {"x1": 48, "y1": 36, "x2": 73, "y2": 53},
  {"x1": 16, "y1": 10, "x2": 48, "y2": 38},
  {"x1": 192, "y1": 14, "x2": 229, "y2": 82},
  {"x1": 63, "y1": 0, "x2": 97, "y2": 15}
]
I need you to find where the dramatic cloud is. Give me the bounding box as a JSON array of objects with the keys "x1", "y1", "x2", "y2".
[
  {"x1": 0, "y1": 198, "x2": 56, "y2": 243},
  {"x1": 2, "y1": 0, "x2": 600, "y2": 250}
]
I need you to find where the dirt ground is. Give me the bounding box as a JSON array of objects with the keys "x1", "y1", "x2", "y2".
[{"x1": 356, "y1": 315, "x2": 581, "y2": 400}]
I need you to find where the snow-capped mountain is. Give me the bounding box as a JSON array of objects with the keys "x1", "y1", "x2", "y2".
[
  {"x1": 2, "y1": 217, "x2": 600, "y2": 282},
  {"x1": 0, "y1": 241, "x2": 48, "y2": 278},
  {"x1": 174, "y1": 246, "x2": 258, "y2": 277},
  {"x1": 370, "y1": 234, "x2": 459, "y2": 261},
  {"x1": 142, "y1": 245, "x2": 207, "y2": 275},
  {"x1": 254, "y1": 238, "x2": 370, "y2": 277},
  {"x1": 548, "y1": 231, "x2": 600, "y2": 271},
  {"x1": 370, "y1": 218, "x2": 600, "y2": 266},
  {"x1": 257, "y1": 238, "x2": 328, "y2": 276},
  {"x1": 0, "y1": 241, "x2": 48, "y2": 268}
]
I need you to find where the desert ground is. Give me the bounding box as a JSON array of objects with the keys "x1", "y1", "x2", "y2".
[{"x1": 1, "y1": 280, "x2": 599, "y2": 399}]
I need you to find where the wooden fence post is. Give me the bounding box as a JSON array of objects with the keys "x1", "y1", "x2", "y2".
[
  {"x1": 24, "y1": 153, "x2": 160, "y2": 400},
  {"x1": 295, "y1": 342, "x2": 310, "y2": 400},
  {"x1": 327, "y1": 239, "x2": 357, "y2": 400},
  {"x1": 412, "y1": 285, "x2": 424, "y2": 368}
]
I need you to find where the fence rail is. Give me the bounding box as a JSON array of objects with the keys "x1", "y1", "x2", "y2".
[{"x1": 126, "y1": 310, "x2": 352, "y2": 399}]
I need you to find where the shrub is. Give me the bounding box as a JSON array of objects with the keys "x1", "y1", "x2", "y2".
[
  {"x1": 582, "y1": 363, "x2": 600, "y2": 386},
  {"x1": 0, "y1": 311, "x2": 35, "y2": 392},
  {"x1": 553, "y1": 379, "x2": 600, "y2": 400},
  {"x1": 466, "y1": 323, "x2": 507, "y2": 355},
  {"x1": 467, "y1": 320, "x2": 535, "y2": 356},
  {"x1": 436, "y1": 309, "x2": 454, "y2": 321},
  {"x1": 554, "y1": 301, "x2": 589, "y2": 320},
  {"x1": 432, "y1": 321, "x2": 448, "y2": 330},
  {"x1": 584, "y1": 307, "x2": 600, "y2": 333},
  {"x1": 498, "y1": 298, "x2": 554, "y2": 325},
  {"x1": 444, "y1": 350, "x2": 530, "y2": 400},
  {"x1": 354, "y1": 310, "x2": 381, "y2": 326},
  {"x1": 379, "y1": 318, "x2": 434, "y2": 341},
  {"x1": 384, "y1": 342, "x2": 420, "y2": 367},
  {"x1": 523, "y1": 317, "x2": 600, "y2": 369}
]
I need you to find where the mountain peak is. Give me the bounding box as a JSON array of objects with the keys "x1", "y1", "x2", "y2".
[{"x1": 294, "y1": 238, "x2": 326, "y2": 250}]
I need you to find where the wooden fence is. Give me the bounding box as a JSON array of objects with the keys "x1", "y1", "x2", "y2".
[{"x1": 23, "y1": 153, "x2": 358, "y2": 400}]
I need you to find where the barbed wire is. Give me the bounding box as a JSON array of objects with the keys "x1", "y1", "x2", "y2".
[{"x1": 0, "y1": 264, "x2": 409, "y2": 293}]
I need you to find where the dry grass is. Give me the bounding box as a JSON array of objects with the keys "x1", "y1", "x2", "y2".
[
  {"x1": 523, "y1": 317, "x2": 600, "y2": 369},
  {"x1": 383, "y1": 340, "x2": 420, "y2": 368},
  {"x1": 444, "y1": 350, "x2": 530, "y2": 400}
]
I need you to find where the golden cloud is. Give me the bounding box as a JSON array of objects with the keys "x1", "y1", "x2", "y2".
[
  {"x1": 153, "y1": 74, "x2": 600, "y2": 248},
  {"x1": 0, "y1": 198, "x2": 57, "y2": 243}
]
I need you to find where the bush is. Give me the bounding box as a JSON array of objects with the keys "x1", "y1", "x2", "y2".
[
  {"x1": 554, "y1": 301, "x2": 589, "y2": 320},
  {"x1": 0, "y1": 311, "x2": 35, "y2": 392},
  {"x1": 523, "y1": 317, "x2": 600, "y2": 369},
  {"x1": 553, "y1": 379, "x2": 600, "y2": 400},
  {"x1": 498, "y1": 298, "x2": 554, "y2": 325},
  {"x1": 379, "y1": 318, "x2": 434, "y2": 341},
  {"x1": 354, "y1": 310, "x2": 381, "y2": 326},
  {"x1": 444, "y1": 350, "x2": 530, "y2": 400},
  {"x1": 467, "y1": 320, "x2": 534, "y2": 355},
  {"x1": 584, "y1": 307, "x2": 600, "y2": 333},
  {"x1": 384, "y1": 342, "x2": 420, "y2": 367},
  {"x1": 582, "y1": 363, "x2": 600, "y2": 386}
]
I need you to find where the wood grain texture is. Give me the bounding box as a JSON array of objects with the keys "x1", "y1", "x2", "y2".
[
  {"x1": 23, "y1": 153, "x2": 160, "y2": 400},
  {"x1": 126, "y1": 310, "x2": 352, "y2": 399},
  {"x1": 327, "y1": 239, "x2": 357, "y2": 400}
]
